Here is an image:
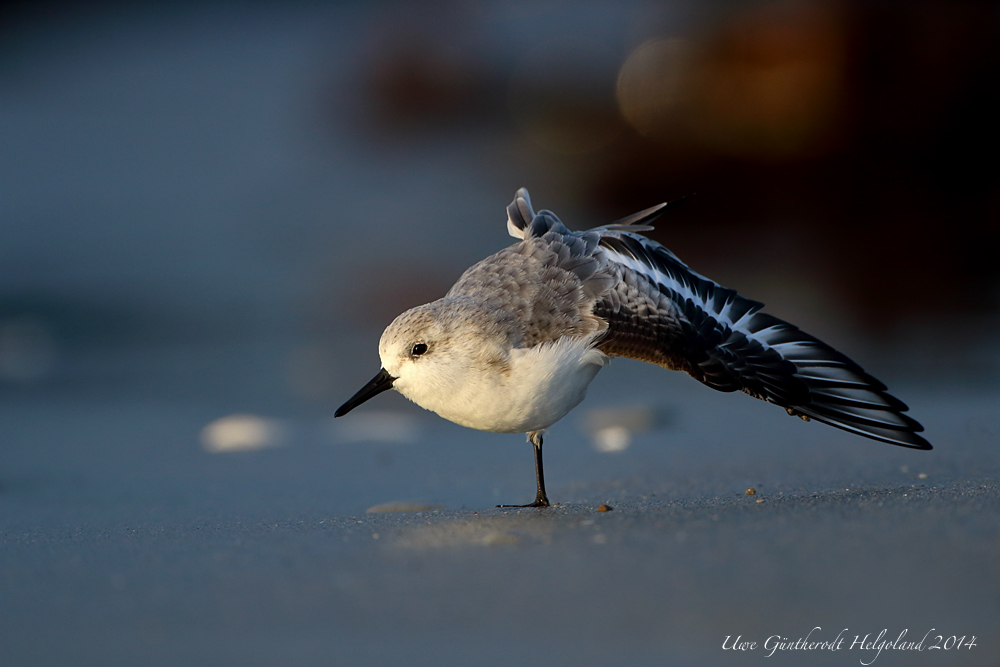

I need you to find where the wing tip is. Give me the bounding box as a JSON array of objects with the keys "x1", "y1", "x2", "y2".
[
  {"x1": 607, "y1": 202, "x2": 668, "y2": 229},
  {"x1": 791, "y1": 403, "x2": 932, "y2": 450}
]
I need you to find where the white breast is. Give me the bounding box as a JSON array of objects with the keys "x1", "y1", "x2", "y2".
[{"x1": 401, "y1": 336, "x2": 609, "y2": 434}]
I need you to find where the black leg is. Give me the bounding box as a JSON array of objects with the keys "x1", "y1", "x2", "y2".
[{"x1": 497, "y1": 431, "x2": 550, "y2": 508}]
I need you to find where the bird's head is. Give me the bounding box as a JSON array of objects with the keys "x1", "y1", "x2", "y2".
[{"x1": 335, "y1": 297, "x2": 519, "y2": 418}]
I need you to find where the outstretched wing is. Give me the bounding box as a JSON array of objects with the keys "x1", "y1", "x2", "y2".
[
  {"x1": 592, "y1": 226, "x2": 929, "y2": 449},
  {"x1": 506, "y1": 187, "x2": 930, "y2": 450}
]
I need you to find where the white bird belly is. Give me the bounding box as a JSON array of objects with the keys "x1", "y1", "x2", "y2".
[{"x1": 411, "y1": 337, "x2": 608, "y2": 434}]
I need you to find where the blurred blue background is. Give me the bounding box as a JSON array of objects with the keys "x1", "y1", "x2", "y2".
[
  {"x1": 1, "y1": 3, "x2": 999, "y2": 665},
  {"x1": 2, "y1": 1, "x2": 997, "y2": 411}
]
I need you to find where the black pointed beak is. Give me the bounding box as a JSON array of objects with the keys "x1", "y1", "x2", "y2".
[{"x1": 334, "y1": 368, "x2": 396, "y2": 417}]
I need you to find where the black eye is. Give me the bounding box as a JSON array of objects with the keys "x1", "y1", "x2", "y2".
[{"x1": 410, "y1": 343, "x2": 428, "y2": 357}]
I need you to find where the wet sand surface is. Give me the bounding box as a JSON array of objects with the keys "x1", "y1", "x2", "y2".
[{"x1": 2, "y1": 346, "x2": 996, "y2": 667}]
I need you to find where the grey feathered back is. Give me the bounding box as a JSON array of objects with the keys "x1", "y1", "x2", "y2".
[
  {"x1": 491, "y1": 188, "x2": 928, "y2": 449},
  {"x1": 452, "y1": 197, "x2": 613, "y2": 347}
]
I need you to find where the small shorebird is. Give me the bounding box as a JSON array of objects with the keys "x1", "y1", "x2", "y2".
[{"x1": 335, "y1": 188, "x2": 929, "y2": 507}]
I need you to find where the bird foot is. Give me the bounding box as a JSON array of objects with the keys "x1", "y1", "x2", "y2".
[{"x1": 497, "y1": 495, "x2": 550, "y2": 508}]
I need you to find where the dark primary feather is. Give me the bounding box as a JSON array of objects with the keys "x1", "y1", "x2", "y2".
[{"x1": 503, "y1": 188, "x2": 930, "y2": 450}]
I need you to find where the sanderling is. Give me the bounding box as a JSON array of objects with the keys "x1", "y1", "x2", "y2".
[{"x1": 336, "y1": 188, "x2": 929, "y2": 507}]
